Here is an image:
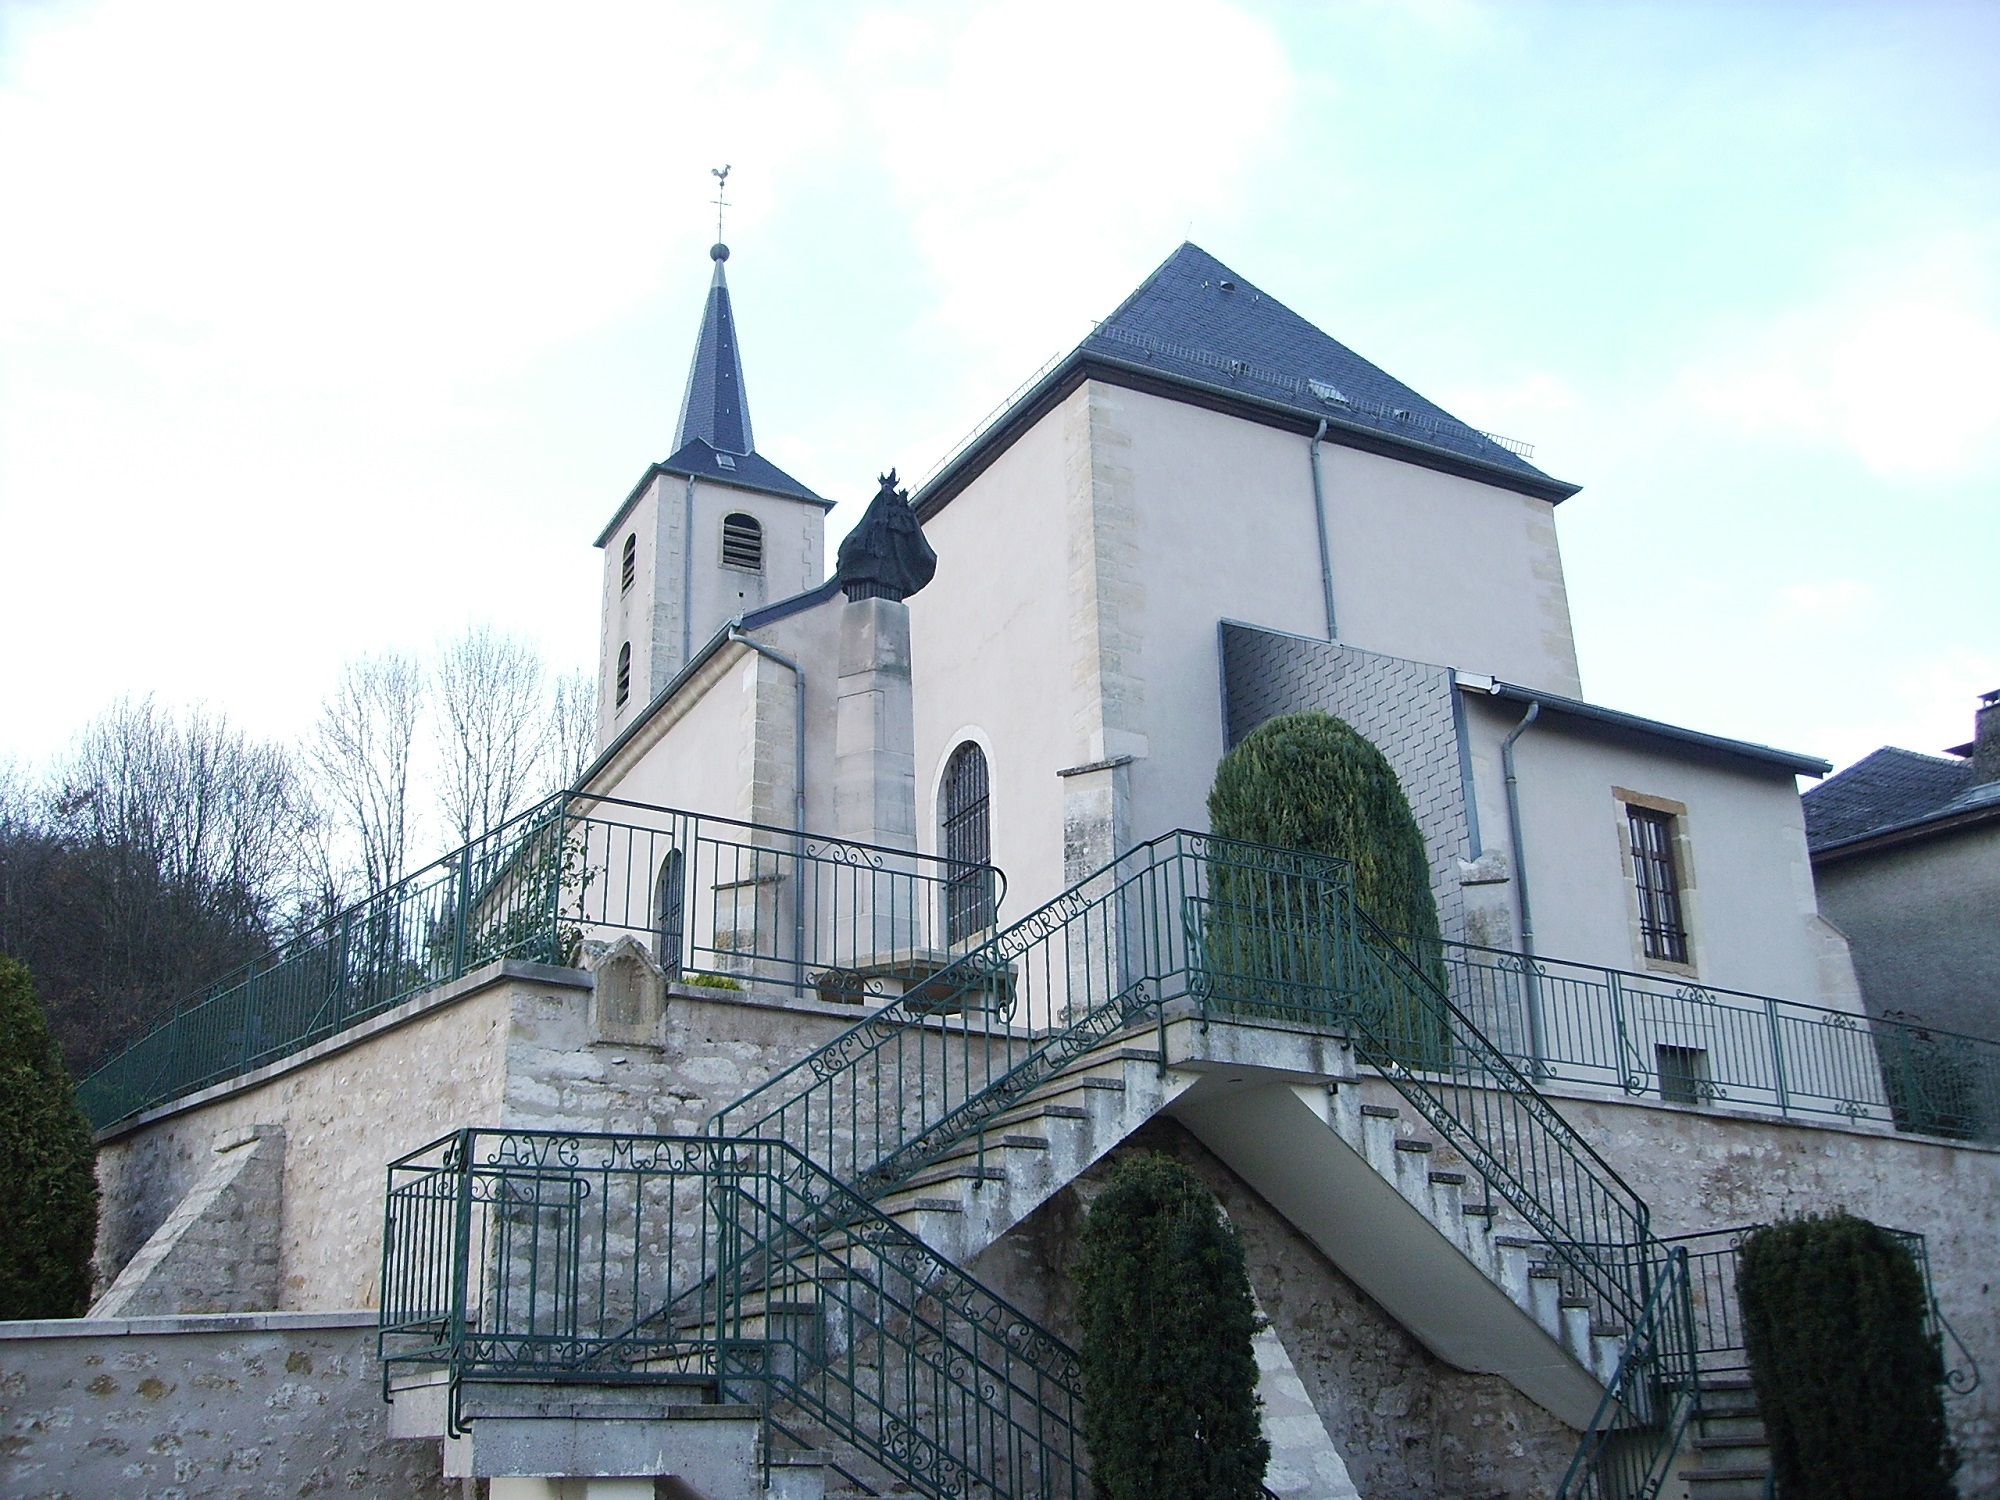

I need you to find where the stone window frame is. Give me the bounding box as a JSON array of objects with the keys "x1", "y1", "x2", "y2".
[{"x1": 1612, "y1": 786, "x2": 1700, "y2": 978}]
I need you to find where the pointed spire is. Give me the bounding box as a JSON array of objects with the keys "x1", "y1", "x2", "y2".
[{"x1": 673, "y1": 239, "x2": 756, "y2": 456}]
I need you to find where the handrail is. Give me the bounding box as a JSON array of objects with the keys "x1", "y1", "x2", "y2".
[
  {"x1": 381, "y1": 1128, "x2": 1084, "y2": 1500},
  {"x1": 78, "y1": 792, "x2": 1002, "y2": 1129},
  {"x1": 1554, "y1": 1247, "x2": 1699, "y2": 1500},
  {"x1": 1192, "y1": 872, "x2": 1654, "y2": 1333},
  {"x1": 714, "y1": 830, "x2": 1656, "y2": 1335},
  {"x1": 1415, "y1": 935, "x2": 2000, "y2": 1142}
]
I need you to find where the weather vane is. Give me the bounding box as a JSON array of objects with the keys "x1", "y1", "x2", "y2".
[{"x1": 711, "y1": 165, "x2": 731, "y2": 245}]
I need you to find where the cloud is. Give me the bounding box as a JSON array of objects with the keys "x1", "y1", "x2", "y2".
[
  {"x1": 1775, "y1": 579, "x2": 1875, "y2": 626},
  {"x1": 849, "y1": 0, "x2": 1294, "y2": 380},
  {"x1": 0, "y1": 0, "x2": 840, "y2": 398},
  {"x1": 1680, "y1": 234, "x2": 2000, "y2": 481}
]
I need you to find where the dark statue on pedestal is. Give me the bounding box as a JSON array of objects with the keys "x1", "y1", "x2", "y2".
[{"x1": 836, "y1": 469, "x2": 938, "y2": 603}]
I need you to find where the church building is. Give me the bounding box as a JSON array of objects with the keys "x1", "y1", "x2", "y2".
[{"x1": 20, "y1": 235, "x2": 1996, "y2": 1500}]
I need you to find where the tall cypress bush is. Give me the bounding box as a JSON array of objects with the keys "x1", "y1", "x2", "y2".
[
  {"x1": 1207, "y1": 712, "x2": 1446, "y2": 1054},
  {"x1": 1737, "y1": 1212, "x2": 1956, "y2": 1500},
  {"x1": 1073, "y1": 1153, "x2": 1268, "y2": 1500},
  {"x1": 0, "y1": 955, "x2": 100, "y2": 1318}
]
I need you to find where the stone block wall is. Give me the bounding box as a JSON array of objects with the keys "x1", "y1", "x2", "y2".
[
  {"x1": 0, "y1": 1311, "x2": 450, "y2": 1500},
  {"x1": 94, "y1": 957, "x2": 880, "y2": 1317},
  {"x1": 971, "y1": 1117, "x2": 1581, "y2": 1500}
]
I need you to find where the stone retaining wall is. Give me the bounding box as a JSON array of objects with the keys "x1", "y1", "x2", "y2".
[{"x1": 0, "y1": 1311, "x2": 448, "y2": 1500}]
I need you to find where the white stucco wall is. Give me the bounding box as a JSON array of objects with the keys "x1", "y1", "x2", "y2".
[
  {"x1": 909, "y1": 391, "x2": 1083, "y2": 916},
  {"x1": 910, "y1": 380, "x2": 1591, "y2": 918},
  {"x1": 1460, "y1": 693, "x2": 1841, "y2": 1006}
]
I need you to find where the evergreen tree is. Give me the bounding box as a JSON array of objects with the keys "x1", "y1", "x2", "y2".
[
  {"x1": 1206, "y1": 712, "x2": 1446, "y2": 1056},
  {"x1": 1737, "y1": 1212, "x2": 1957, "y2": 1500},
  {"x1": 1208, "y1": 711, "x2": 1439, "y2": 946},
  {"x1": 0, "y1": 955, "x2": 100, "y2": 1318},
  {"x1": 1073, "y1": 1153, "x2": 1268, "y2": 1500}
]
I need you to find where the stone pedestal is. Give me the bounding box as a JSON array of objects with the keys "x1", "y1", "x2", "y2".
[{"x1": 833, "y1": 596, "x2": 919, "y2": 968}]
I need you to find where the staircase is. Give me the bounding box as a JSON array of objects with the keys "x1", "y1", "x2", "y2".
[
  {"x1": 384, "y1": 830, "x2": 1698, "y2": 1498},
  {"x1": 1679, "y1": 1378, "x2": 1771, "y2": 1500},
  {"x1": 706, "y1": 832, "x2": 1681, "y2": 1470}
]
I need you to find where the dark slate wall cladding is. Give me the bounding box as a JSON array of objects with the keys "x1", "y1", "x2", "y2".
[{"x1": 1221, "y1": 624, "x2": 1471, "y2": 941}]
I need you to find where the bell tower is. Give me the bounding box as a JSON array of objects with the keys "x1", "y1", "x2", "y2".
[{"x1": 593, "y1": 212, "x2": 833, "y2": 750}]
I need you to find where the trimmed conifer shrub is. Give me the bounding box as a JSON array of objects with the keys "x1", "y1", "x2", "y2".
[
  {"x1": 1737, "y1": 1212, "x2": 1957, "y2": 1500},
  {"x1": 1073, "y1": 1153, "x2": 1268, "y2": 1500},
  {"x1": 1206, "y1": 712, "x2": 1446, "y2": 1055},
  {"x1": 0, "y1": 955, "x2": 100, "y2": 1319}
]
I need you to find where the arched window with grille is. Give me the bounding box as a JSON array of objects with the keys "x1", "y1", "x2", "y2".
[
  {"x1": 941, "y1": 741, "x2": 994, "y2": 944},
  {"x1": 620, "y1": 533, "x2": 636, "y2": 592},
  {"x1": 654, "y1": 849, "x2": 685, "y2": 975},
  {"x1": 721, "y1": 512, "x2": 763, "y2": 572},
  {"x1": 615, "y1": 641, "x2": 631, "y2": 707}
]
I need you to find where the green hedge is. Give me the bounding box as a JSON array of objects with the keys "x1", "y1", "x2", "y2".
[
  {"x1": 1737, "y1": 1212, "x2": 1956, "y2": 1500},
  {"x1": 0, "y1": 955, "x2": 100, "y2": 1318},
  {"x1": 1073, "y1": 1153, "x2": 1268, "y2": 1500},
  {"x1": 1207, "y1": 712, "x2": 1446, "y2": 1057}
]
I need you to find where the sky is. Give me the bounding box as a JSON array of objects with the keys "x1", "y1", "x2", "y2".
[{"x1": 1, "y1": 0, "x2": 1995, "y2": 779}]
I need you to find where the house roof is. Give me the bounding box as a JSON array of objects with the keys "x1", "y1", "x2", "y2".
[
  {"x1": 914, "y1": 243, "x2": 1581, "y2": 517},
  {"x1": 1803, "y1": 747, "x2": 1996, "y2": 857},
  {"x1": 1463, "y1": 679, "x2": 1832, "y2": 778}
]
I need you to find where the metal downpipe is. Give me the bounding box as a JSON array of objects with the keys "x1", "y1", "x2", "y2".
[
  {"x1": 728, "y1": 627, "x2": 807, "y2": 996},
  {"x1": 1501, "y1": 700, "x2": 1545, "y2": 1075},
  {"x1": 1309, "y1": 418, "x2": 1338, "y2": 640}
]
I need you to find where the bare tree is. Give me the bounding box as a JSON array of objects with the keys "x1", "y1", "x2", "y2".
[
  {"x1": 311, "y1": 651, "x2": 424, "y2": 894},
  {"x1": 8, "y1": 699, "x2": 311, "y2": 1070},
  {"x1": 433, "y1": 626, "x2": 552, "y2": 846},
  {"x1": 547, "y1": 668, "x2": 599, "y2": 794}
]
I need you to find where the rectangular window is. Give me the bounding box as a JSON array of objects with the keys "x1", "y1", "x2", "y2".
[
  {"x1": 1656, "y1": 1044, "x2": 1709, "y2": 1105},
  {"x1": 1627, "y1": 805, "x2": 1689, "y2": 963}
]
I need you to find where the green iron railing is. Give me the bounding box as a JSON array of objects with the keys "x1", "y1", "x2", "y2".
[
  {"x1": 713, "y1": 830, "x2": 1657, "y2": 1337},
  {"x1": 1557, "y1": 1222, "x2": 1973, "y2": 1500},
  {"x1": 1663, "y1": 1224, "x2": 1976, "y2": 1394},
  {"x1": 78, "y1": 792, "x2": 1001, "y2": 1130},
  {"x1": 1423, "y1": 937, "x2": 2000, "y2": 1143},
  {"x1": 382, "y1": 1128, "x2": 1084, "y2": 1500},
  {"x1": 1556, "y1": 1246, "x2": 1701, "y2": 1500}
]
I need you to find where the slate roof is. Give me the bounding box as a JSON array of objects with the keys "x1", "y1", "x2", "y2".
[
  {"x1": 1078, "y1": 244, "x2": 1560, "y2": 486},
  {"x1": 676, "y1": 249, "x2": 755, "y2": 455},
  {"x1": 1802, "y1": 747, "x2": 1981, "y2": 852},
  {"x1": 596, "y1": 248, "x2": 828, "y2": 547}
]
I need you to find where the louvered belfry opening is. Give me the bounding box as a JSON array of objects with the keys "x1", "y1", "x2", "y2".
[
  {"x1": 942, "y1": 741, "x2": 994, "y2": 943},
  {"x1": 721, "y1": 512, "x2": 763, "y2": 571}
]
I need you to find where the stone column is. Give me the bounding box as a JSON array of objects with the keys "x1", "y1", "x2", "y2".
[{"x1": 833, "y1": 596, "x2": 918, "y2": 968}]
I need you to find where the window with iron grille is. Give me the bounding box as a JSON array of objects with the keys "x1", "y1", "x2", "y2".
[
  {"x1": 1656, "y1": 1044, "x2": 1709, "y2": 1105},
  {"x1": 721, "y1": 512, "x2": 763, "y2": 571},
  {"x1": 615, "y1": 641, "x2": 631, "y2": 708},
  {"x1": 942, "y1": 741, "x2": 994, "y2": 944},
  {"x1": 620, "y1": 534, "x2": 636, "y2": 592},
  {"x1": 1627, "y1": 805, "x2": 1689, "y2": 963}
]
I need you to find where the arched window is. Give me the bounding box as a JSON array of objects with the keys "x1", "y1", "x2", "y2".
[
  {"x1": 654, "y1": 849, "x2": 685, "y2": 976},
  {"x1": 942, "y1": 741, "x2": 994, "y2": 943},
  {"x1": 615, "y1": 641, "x2": 631, "y2": 708},
  {"x1": 721, "y1": 512, "x2": 763, "y2": 572},
  {"x1": 620, "y1": 533, "x2": 636, "y2": 592}
]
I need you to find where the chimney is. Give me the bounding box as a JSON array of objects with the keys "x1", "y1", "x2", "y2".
[{"x1": 1973, "y1": 688, "x2": 2000, "y2": 787}]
